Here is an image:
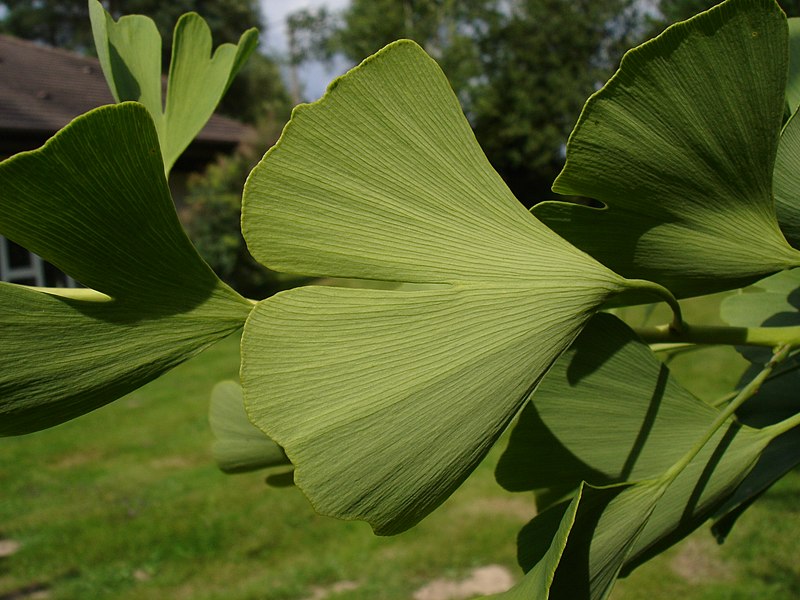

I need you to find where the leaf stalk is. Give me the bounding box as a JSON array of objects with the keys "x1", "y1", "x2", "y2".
[
  {"x1": 665, "y1": 344, "x2": 791, "y2": 479},
  {"x1": 635, "y1": 323, "x2": 800, "y2": 348}
]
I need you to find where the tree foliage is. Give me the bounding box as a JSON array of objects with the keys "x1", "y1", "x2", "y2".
[
  {"x1": 472, "y1": 0, "x2": 644, "y2": 204},
  {"x1": 179, "y1": 112, "x2": 305, "y2": 299},
  {"x1": 288, "y1": 0, "x2": 645, "y2": 204},
  {"x1": 657, "y1": 0, "x2": 800, "y2": 24}
]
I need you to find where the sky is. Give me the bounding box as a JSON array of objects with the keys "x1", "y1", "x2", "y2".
[{"x1": 259, "y1": 0, "x2": 351, "y2": 101}]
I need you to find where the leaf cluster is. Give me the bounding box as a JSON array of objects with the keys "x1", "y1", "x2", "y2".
[{"x1": 2, "y1": 1, "x2": 800, "y2": 598}]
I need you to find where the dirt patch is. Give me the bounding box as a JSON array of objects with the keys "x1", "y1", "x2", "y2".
[
  {"x1": 670, "y1": 536, "x2": 735, "y2": 584},
  {"x1": 457, "y1": 497, "x2": 535, "y2": 523},
  {"x1": 413, "y1": 565, "x2": 514, "y2": 600},
  {"x1": 52, "y1": 450, "x2": 104, "y2": 469},
  {"x1": 301, "y1": 580, "x2": 359, "y2": 600},
  {"x1": 0, "y1": 540, "x2": 20, "y2": 558}
]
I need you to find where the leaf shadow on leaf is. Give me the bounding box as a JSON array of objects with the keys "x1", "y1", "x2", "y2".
[
  {"x1": 565, "y1": 323, "x2": 629, "y2": 384},
  {"x1": 620, "y1": 421, "x2": 742, "y2": 576},
  {"x1": 108, "y1": 43, "x2": 141, "y2": 102},
  {"x1": 0, "y1": 103, "x2": 250, "y2": 436},
  {"x1": 536, "y1": 0, "x2": 800, "y2": 299},
  {"x1": 496, "y1": 315, "x2": 676, "y2": 499},
  {"x1": 49, "y1": 286, "x2": 214, "y2": 323},
  {"x1": 517, "y1": 486, "x2": 628, "y2": 597},
  {"x1": 534, "y1": 202, "x2": 680, "y2": 294},
  {"x1": 520, "y1": 421, "x2": 742, "y2": 580}
]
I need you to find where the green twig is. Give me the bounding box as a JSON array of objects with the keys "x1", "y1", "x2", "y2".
[
  {"x1": 665, "y1": 344, "x2": 791, "y2": 479},
  {"x1": 635, "y1": 323, "x2": 800, "y2": 348}
]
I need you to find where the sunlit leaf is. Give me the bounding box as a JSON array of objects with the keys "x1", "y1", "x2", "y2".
[
  {"x1": 89, "y1": 0, "x2": 258, "y2": 174},
  {"x1": 0, "y1": 103, "x2": 251, "y2": 435},
  {"x1": 209, "y1": 380, "x2": 289, "y2": 474},
  {"x1": 498, "y1": 313, "x2": 781, "y2": 593},
  {"x1": 534, "y1": 0, "x2": 800, "y2": 298},
  {"x1": 496, "y1": 314, "x2": 718, "y2": 502},
  {"x1": 240, "y1": 40, "x2": 639, "y2": 535}
]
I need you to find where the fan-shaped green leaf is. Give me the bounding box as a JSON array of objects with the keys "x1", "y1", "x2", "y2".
[
  {"x1": 0, "y1": 103, "x2": 251, "y2": 435},
  {"x1": 496, "y1": 314, "x2": 719, "y2": 500},
  {"x1": 241, "y1": 40, "x2": 639, "y2": 534},
  {"x1": 89, "y1": 0, "x2": 161, "y2": 109},
  {"x1": 89, "y1": 0, "x2": 257, "y2": 175},
  {"x1": 497, "y1": 313, "x2": 784, "y2": 592},
  {"x1": 520, "y1": 418, "x2": 770, "y2": 600},
  {"x1": 486, "y1": 491, "x2": 580, "y2": 599},
  {"x1": 534, "y1": 0, "x2": 800, "y2": 298},
  {"x1": 210, "y1": 380, "x2": 289, "y2": 474}
]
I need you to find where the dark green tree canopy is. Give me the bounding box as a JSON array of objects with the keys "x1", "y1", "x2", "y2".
[{"x1": 657, "y1": 0, "x2": 800, "y2": 24}]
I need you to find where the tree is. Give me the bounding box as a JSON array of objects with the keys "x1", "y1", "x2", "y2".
[
  {"x1": 472, "y1": 0, "x2": 643, "y2": 204},
  {"x1": 180, "y1": 112, "x2": 306, "y2": 298},
  {"x1": 0, "y1": 0, "x2": 290, "y2": 122},
  {"x1": 288, "y1": 0, "x2": 645, "y2": 204},
  {"x1": 657, "y1": 0, "x2": 800, "y2": 23}
]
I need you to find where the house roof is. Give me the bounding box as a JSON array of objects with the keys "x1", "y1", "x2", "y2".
[{"x1": 0, "y1": 34, "x2": 251, "y2": 166}]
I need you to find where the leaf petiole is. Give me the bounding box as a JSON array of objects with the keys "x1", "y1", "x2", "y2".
[
  {"x1": 635, "y1": 323, "x2": 800, "y2": 348},
  {"x1": 665, "y1": 344, "x2": 791, "y2": 479}
]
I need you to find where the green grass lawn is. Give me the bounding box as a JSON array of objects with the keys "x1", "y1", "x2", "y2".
[{"x1": 1, "y1": 297, "x2": 798, "y2": 599}]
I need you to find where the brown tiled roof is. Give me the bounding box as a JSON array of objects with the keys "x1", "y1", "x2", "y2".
[{"x1": 0, "y1": 34, "x2": 251, "y2": 160}]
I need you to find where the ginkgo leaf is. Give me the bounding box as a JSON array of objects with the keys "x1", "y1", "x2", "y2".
[
  {"x1": 533, "y1": 0, "x2": 800, "y2": 299},
  {"x1": 89, "y1": 0, "x2": 257, "y2": 175},
  {"x1": 496, "y1": 314, "x2": 719, "y2": 500},
  {"x1": 773, "y1": 108, "x2": 800, "y2": 247},
  {"x1": 240, "y1": 40, "x2": 655, "y2": 535},
  {"x1": 209, "y1": 380, "x2": 289, "y2": 474},
  {"x1": 519, "y1": 417, "x2": 770, "y2": 600},
  {"x1": 0, "y1": 103, "x2": 251, "y2": 435},
  {"x1": 496, "y1": 313, "x2": 781, "y2": 591}
]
